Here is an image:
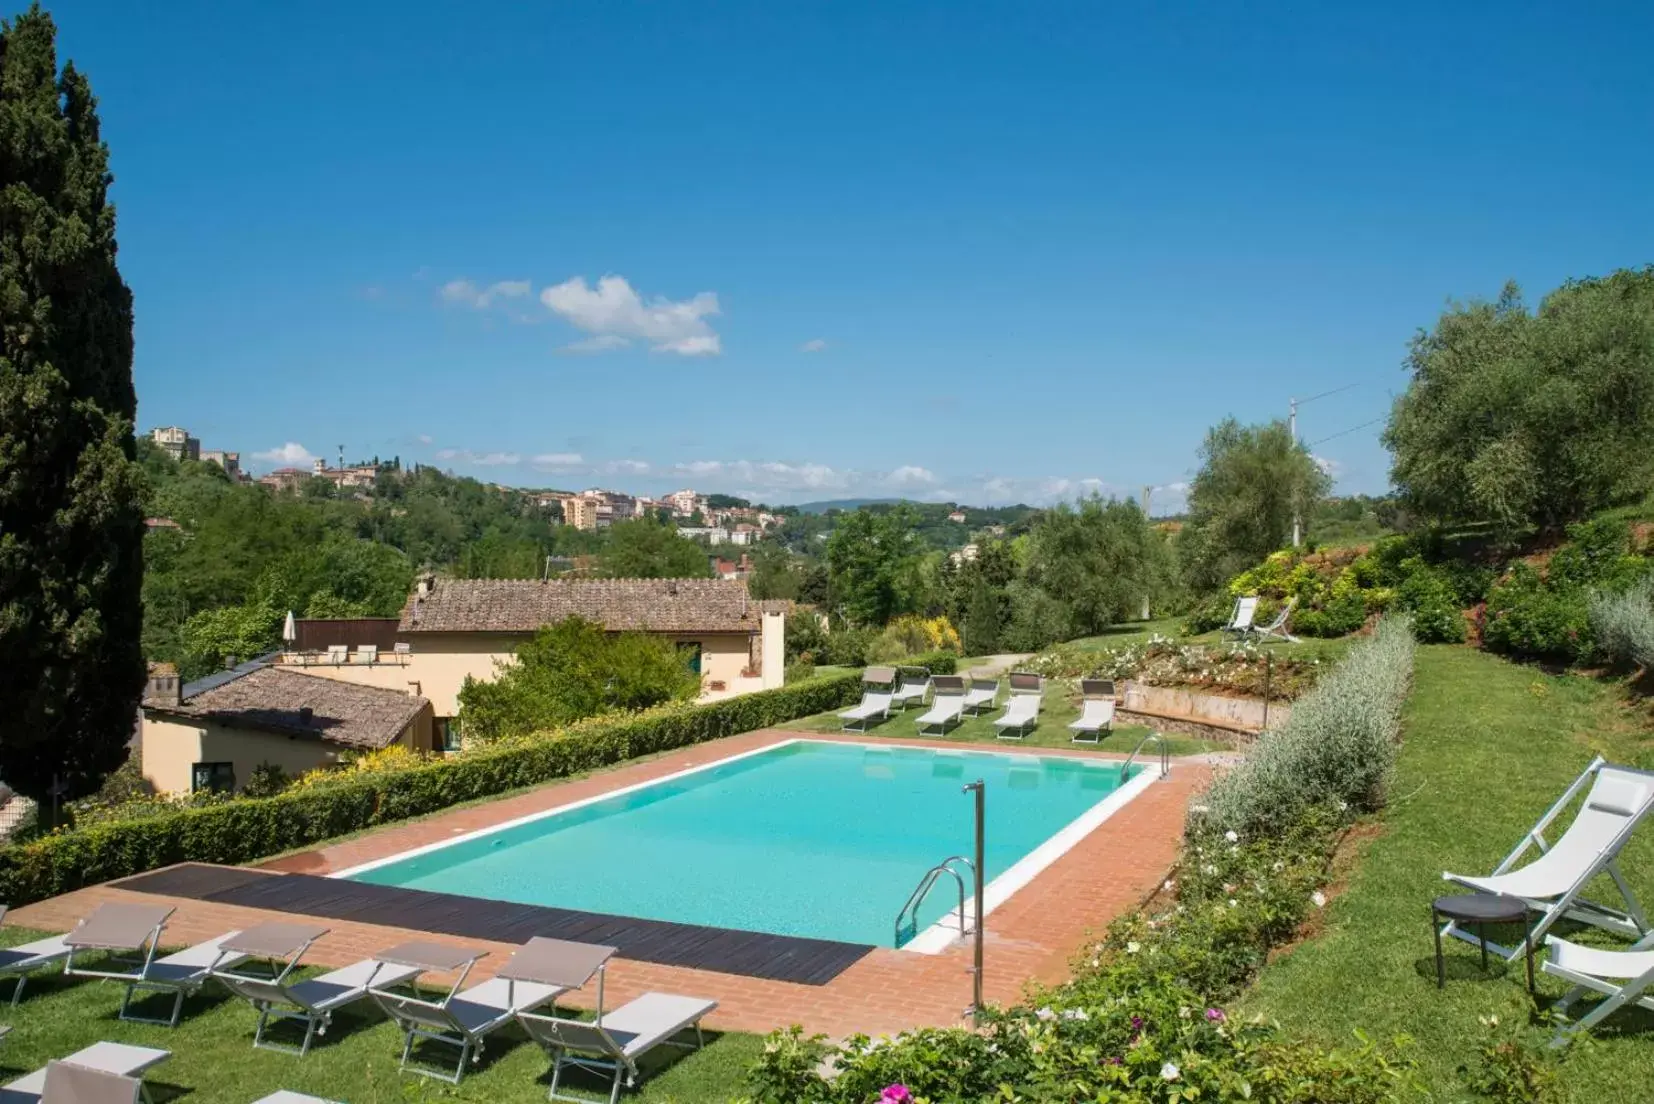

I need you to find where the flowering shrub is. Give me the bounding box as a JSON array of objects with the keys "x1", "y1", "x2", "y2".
[
  {"x1": 1203, "y1": 617, "x2": 1415, "y2": 839},
  {"x1": 1588, "y1": 578, "x2": 1654, "y2": 670},
  {"x1": 1027, "y1": 637, "x2": 1323, "y2": 700},
  {"x1": 868, "y1": 616, "x2": 962, "y2": 664}
]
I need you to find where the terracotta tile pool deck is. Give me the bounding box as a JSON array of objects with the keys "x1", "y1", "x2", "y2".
[{"x1": 5, "y1": 730, "x2": 1210, "y2": 1039}]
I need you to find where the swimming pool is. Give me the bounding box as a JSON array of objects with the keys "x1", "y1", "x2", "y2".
[{"x1": 338, "y1": 739, "x2": 1153, "y2": 948}]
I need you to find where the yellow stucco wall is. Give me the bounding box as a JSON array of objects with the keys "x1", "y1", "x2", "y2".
[{"x1": 140, "y1": 706, "x2": 432, "y2": 795}]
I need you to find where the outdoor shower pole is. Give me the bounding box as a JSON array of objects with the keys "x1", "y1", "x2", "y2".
[{"x1": 963, "y1": 779, "x2": 985, "y2": 1018}]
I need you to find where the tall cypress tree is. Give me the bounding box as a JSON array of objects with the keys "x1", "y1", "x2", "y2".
[{"x1": 0, "y1": 4, "x2": 145, "y2": 807}]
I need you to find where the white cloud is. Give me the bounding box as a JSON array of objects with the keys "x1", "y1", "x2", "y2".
[
  {"x1": 799, "y1": 338, "x2": 828, "y2": 353},
  {"x1": 1313, "y1": 454, "x2": 1344, "y2": 476},
  {"x1": 435, "y1": 448, "x2": 521, "y2": 466},
  {"x1": 531, "y1": 452, "x2": 585, "y2": 470},
  {"x1": 253, "y1": 442, "x2": 318, "y2": 467},
  {"x1": 416, "y1": 434, "x2": 433, "y2": 445},
  {"x1": 541, "y1": 275, "x2": 721, "y2": 356},
  {"x1": 886, "y1": 465, "x2": 938, "y2": 487},
  {"x1": 440, "y1": 278, "x2": 533, "y2": 310}
]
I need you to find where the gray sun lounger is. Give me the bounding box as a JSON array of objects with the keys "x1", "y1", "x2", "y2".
[
  {"x1": 961, "y1": 677, "x2": 1000, "y2": 715},
  {"x1": 519, "y1": 992, "x2": 718, "y2": 1104},
  {"x1": 889, "y1": 666, "x2": 933, "y2": 711},
  {"x1": 0, "y1": 926, "x2": 75, "y2": 1007},
  {"x1": 1250, "y1": 598, "x2": 1299, "y2": 643},
  {"x1": 914, "y1": 676, "x2": 966, "y2": 736},
  {"x1": 62, "y1": 903, "x2": 256, "y2": 1026},
  {"x1": 0, "y1": 1042, "x2": 170, "y2": 1104},
  {"x1": 213, "y1": 928, "x2": 424, "y2": 1056},
  {"x1": 839, "y1": 667, "x2": 898, "y2": 732},
  {"x1": 1068, "y1": 679, "x2": 1117, "y2": 744},
  {"x1": 369, "y1": 939, "x2": 569, "y2": 1083},
  {"x1": 993, "y1": 673, "x2": 1044, "y2": 740}
]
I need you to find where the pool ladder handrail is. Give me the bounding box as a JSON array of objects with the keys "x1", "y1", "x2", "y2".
[
  {"x1": 895, "y1": 855, "x2": 976, "y2": 948},
  {"x1": 1122, "y1": 732, "x2": 1170, "y2": 780}
]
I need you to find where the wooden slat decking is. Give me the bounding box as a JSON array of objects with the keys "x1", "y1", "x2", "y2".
[{"x1": 112, "y1": 863, "x2": 873, "y2": 985}]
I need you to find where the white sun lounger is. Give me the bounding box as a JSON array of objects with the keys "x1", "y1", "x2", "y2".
[
  {"x1": 1541, "y1": 933, "x2": 1654, "y2": 1037},
  {"x1": 0, "y1": 1042, "x2": 170, "y2": 1104},
  {"x1": 0, "y1": 926, "x2": 75, "y2": 1007},
  {"x1": 961, "y1": 677, "x2": 1000, "y2": 715},
  {"x1": 889, "y1": 666, "x2": 933, "y2": 710},
  {"x1": 61, "y1": 902, "x2": 256, "y2": 1027},
  {"x1": 1068, "y1": 679, "x2": 1116, "y2": 744},
  {"x1": 1220, "y1": 596, "x2": 1258, "y2": 640},
  {"x1": 839, "y1": 667, "x2": 898, "y2": 733},
  {"x1": 214, "y1": 931, "x2": 425, "y2": 1056},
  {"x1": 993, "y1": 673, "x2": 1043, "y2": 740},
  {"x1": 1442, "y1": 758, "x2": 1654, "y2": 959},
  {"x1": 519, "y1": 992, "x2": 718, "y2": 1104},
  {"x1": 252, "y1": 1094, "x2": 342, "y2": 1104},
  {"x1": 914, "y1": 676, "x2": 967, "y2": 736},
  {"x1": 369, "y1": 938, "x2": 571, "y2": 1083}
]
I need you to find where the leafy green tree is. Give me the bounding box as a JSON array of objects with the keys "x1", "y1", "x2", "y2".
[
  {"x1": 825, "y1": 506, "x2": 924, "y2": 625},
  {"x1": 1180, "y1": 419, "x2": 1331, "y2": 593},
  {"x1": 1025, "y1": 497, "x2": 1172, "y2": 634},
  {"x1": 596, "y1": 518, "x2": 711, "y2": 578},
  {"x1": 1385, "y1": 270, "x2": 1654, "y2": 536},
  {"x1": 0, "y1": 6, "x2": 146, "y2": 805},
  {"x1": 746, "y1": 543, "x2": 801, "y2": 600},
  {"x1": 964, "y1": 578, "x2": 1002, "y2": 655},
  {"x1": 458, "y1": 617, "x2": 699, "y2": 741}
]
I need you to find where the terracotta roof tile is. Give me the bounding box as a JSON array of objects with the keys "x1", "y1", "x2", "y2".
[
  {"x1": 398, "y1": 577, "x2": 761, "y2": 634},
  {"x1": 151, "y1": 667, "x2": 427, "y2": 751}
]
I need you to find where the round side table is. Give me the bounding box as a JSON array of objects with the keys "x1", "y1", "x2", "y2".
[{"x1": 1431, "y1": 894, "x2": 1534, "y2": 993}]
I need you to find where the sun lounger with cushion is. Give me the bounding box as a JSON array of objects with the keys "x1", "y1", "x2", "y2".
[
  {"x1": 1442, "y1": 758, "x2": 1654, "y2": 959},
  {"x1": 1068, "y1": 679, "x2": 1116, "y2": 744},
  {"x1": 0, "y1": 931, "x2": 75, "y2": 1007},
  {"x1": 993, "y1": 673, "x2": 1043, "y2": 740},
  {"x1": 839, "y1": 667, "x2": 898, "y2": 733},
  {"x1": 914, "y1": 676, "x2": 966, "y2": 736},
  {"x1": 961, "y1": 677, "x2": 1000, "y2": 715},
  {"x1": 213, "y1": 929, "x2": 424, "y2": 1056},
  {"x1": 1540, "y1": 933, "x2": 1654, "y2": 1037},
  {"x1": 519, "y1": 992, "x2": 718, "y2": 1104},
  {"x1": 889, "y1": 667, "x2": 932, "y2": 711},
  {"x1": 0, "y1": 1042, "x2": 169, "y2": 1104},
  {"x1": 61, "y1": 903, "x2": 256, "y2": 1026},
  {"x1": 369, "y1": 939, "x2": 569, "y2": 1083}
]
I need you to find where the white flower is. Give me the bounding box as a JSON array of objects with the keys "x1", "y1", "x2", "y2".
[
  {"x1": 1228, "y1": 898, "x2": 1238, "y2": 908},
  {"x1": 1224, "y1": 830, "x2": 1238, "y2": 843},
  {"x1": 1202, "y1": 864, "x2": 1217, "y2": 875},
  {"x1": 1161, "y1": 1062, "x2": 1181, "y2": 1081},
  {"x1": 1126, "y1": 941, "x2": 1141, "y2": 954},
  {"x1": 1272, "y1": 861, "x2": 1285, "y2": 872},
  {"x1": 1178, "y1": 1006, "x2": 1192, "y2": 1019},
  {"x1": 1036, "y1": 1006, "x2": 1055, "y2": 1020},
  {"x1": 1063, "y1": 1008, "x2": 1089, "y2": 1021},
  {"x1": 1163, "y1": 879, "x2": 1176, "y2": 891},
  {"x1": 1311, "y1": 890, "x2": 1327, "y2": 908}
]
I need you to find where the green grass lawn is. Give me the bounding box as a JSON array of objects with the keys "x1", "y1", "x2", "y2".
[
  {"x1": 0, "y1": 939, "x2": 760, "y2": 1104},
  {"x1": 778, "y1": 677, "x2": 1226, "y2": 757},
  {"x1": 1242, "y1": 645, "x2": 1654, "y2": 1098}
]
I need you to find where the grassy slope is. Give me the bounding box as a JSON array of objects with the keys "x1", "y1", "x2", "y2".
[
  {"x1": 1243, "y1": 646, "x2": 1654, "y2": 1099},
  {"x1": 0, "y1": 940, "x2": 760, "y2": 1104}
]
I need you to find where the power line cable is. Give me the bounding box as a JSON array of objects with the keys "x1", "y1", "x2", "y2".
[{"x1": 1308, "y1": 417, "x2": 1384, "y2": 447}]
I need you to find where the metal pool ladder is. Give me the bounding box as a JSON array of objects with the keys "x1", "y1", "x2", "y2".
[
  {"x1": 1122, "y1": 732, "x2": 1170, "y2": 780},
  {"x1": 894, "y1": 855, "x2": 975, "y2": 948}
]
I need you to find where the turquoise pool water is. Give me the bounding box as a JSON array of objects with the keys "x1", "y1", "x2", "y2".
[{"x1": 345, "y1": 740, "x2": 1135, "y2": 946}]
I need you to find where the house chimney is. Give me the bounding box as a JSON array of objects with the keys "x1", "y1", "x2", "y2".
[
  {"x1": 143, "y1": 663, "x2": 181, "y2": 707},
  {"x1": 298, "y1": 706, "x2": 314, "y2": 726},
  {"x1": 416, "y1": 574, "x2": 434, "y2": 598}
]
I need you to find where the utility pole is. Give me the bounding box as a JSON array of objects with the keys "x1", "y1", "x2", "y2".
[{"x1": 1288, "y1": 399, "x2": 1300, "y2": 548}]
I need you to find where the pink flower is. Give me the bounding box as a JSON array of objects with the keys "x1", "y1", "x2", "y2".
[
  {"x1": 1206, "y1": 1008, "x2": 1226, "y2": 1022},
  {"x1": 881, "y1": 1085, "x2": 913, "y2": 1104}
]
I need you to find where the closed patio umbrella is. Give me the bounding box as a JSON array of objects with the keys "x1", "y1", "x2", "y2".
[{"x1": 281, "y1": 609, "x2": 297, "y2": 650}]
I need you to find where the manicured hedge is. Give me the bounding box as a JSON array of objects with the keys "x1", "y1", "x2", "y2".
[{"x1": 0, "y1": 670, "x2": 868, "y2": 906}]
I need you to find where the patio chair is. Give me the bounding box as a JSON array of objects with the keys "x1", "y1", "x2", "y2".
[
  {"x1": 1538, "y1": 929, "x2": 1654, "y2": 1039},
  {"x1": 369, "y1": 939, "x2": 568, "y2": 1084},
  {"x1": 1068, "y1": 679, "x2": 1116, "y2": 744},
  {"x1": 0, "y1": 919, "x2": 75, "y2": 1007},
  {"x1": 1220, "y1": 596, "x2": 1258, "y2": 640},
  {"x1": 214, "y1": 935, "x2": 425, "y2": 1056},
  {"x1": 839, "y1": 667, "x2": 898, "y2": 733},
  {"x1": 0, "y1": 1042, "x2": 170, "y2": 1104},
  {"x1": 1250, "y1": 598, "x2": 1299, "y2": 644},
  {"x1": 890, "y1": 666, "x2": 933, "y2": 711},
  {"x1": 519, "y1": 992, "x2": 718, "y2": 1104},
  {"x1": 914, "y1": 676, "x2": 967, "y2": 736},
  {"x1": 993, "y1": 673, "x2": 1044, "y2": 740},
  {"x1": 61, "y1": 903, "x2": 256, "y2": 1026},
  {"x1": 1442, "y1": 758, "x2": 1654, "y2": 959},
  {"x1": 961, "y1": 677, "x2": 1000, "y2": 715}
]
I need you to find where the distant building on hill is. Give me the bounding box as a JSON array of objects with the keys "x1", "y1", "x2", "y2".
[
  {"x1": 948, "y1": 510, "x2": 967, "y2": 524},
  {"x1": 200, "y1": 449, "x2": 242, "y2": 481},
  {"x1": 151, "y1": 425, "x2": 200, "y2": 462},
  {"x1": 309, "y1": 457, "x2": 378, "y2": 490},
  {"x1": 257, "y1": 467, "x2": 312, "y2": 493}
]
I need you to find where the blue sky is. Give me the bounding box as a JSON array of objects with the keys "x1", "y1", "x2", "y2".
[{"x1": 47, "y1": 0, "x2": 1654, "y2": 509}]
